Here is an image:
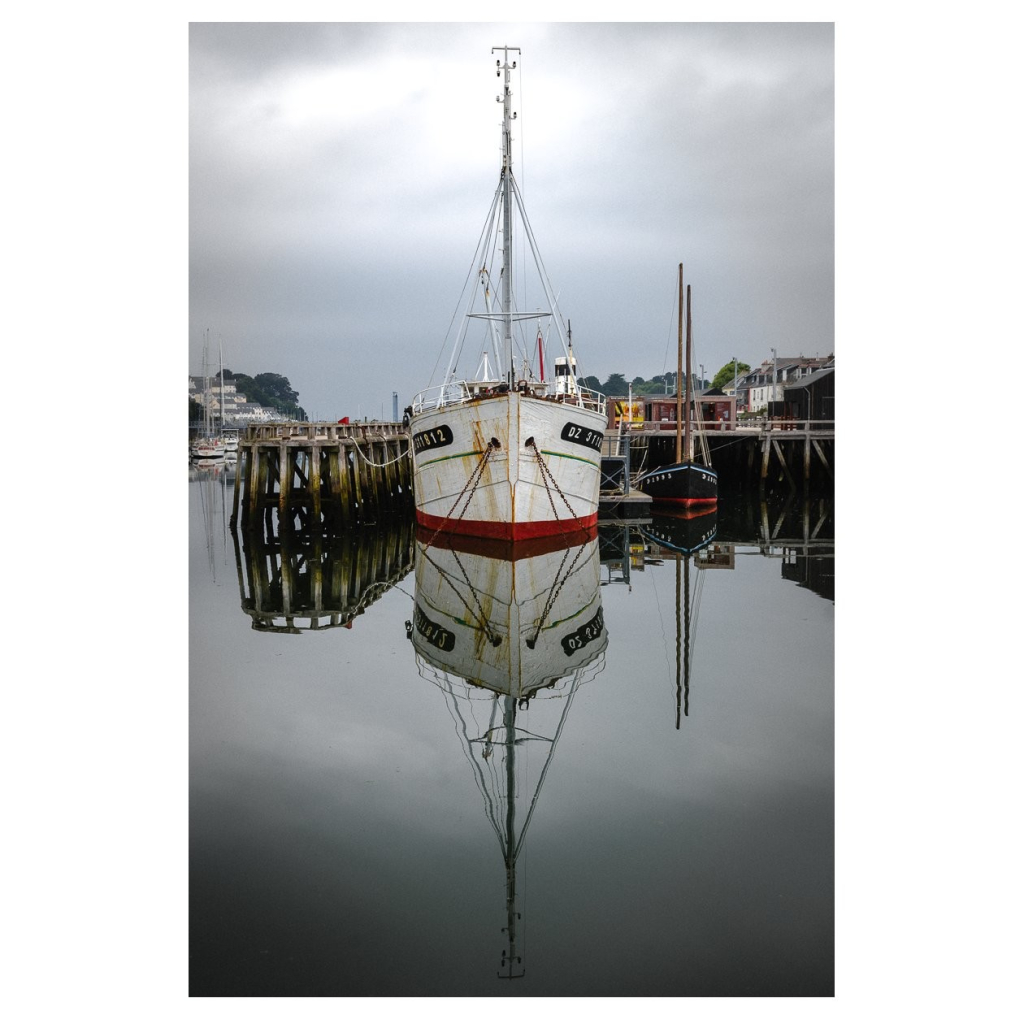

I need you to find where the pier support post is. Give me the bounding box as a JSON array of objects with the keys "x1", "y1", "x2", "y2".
[
  {"x1": 278, "y1": 443, "x2": 291, "y2": 519},
  {"x1": 772, "y1": 439, "x2": 796, "y2": 490},
  {"x1": 246, "y1": 444, "x2": 261, "y2": 525},
  {"x1": 350, "y1": 447, "x2": 364, "y2": 522},
  {"x1": 311, "y1": 443, "x2": 322, "y2": 524},
  {"x1": 812, "y1": 439, "x2": 834, "y2": 482}
]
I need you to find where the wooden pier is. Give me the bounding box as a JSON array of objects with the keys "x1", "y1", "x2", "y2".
[
  {"x1": 228, "y1": 416, "x2": 834, "y2": 533},
  {"x1": 230, "y1": 421, "x2": 412, "y2": 531},
  {"x1": 611, "y1": 419, "x2": 835, "y2": 493}
]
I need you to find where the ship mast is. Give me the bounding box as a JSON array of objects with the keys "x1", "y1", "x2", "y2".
[
  {"x1": 675, "y1": 264, "x2": 684, "y2": 463},
  {"x1": 684, "y1": 282, "x2": 693, "y2": 463},
  {"x1": 493, "y1": 46, "x2": 520, "y2": 388}
]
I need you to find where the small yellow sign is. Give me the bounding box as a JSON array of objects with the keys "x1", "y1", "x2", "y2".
[{"x1": 614, "y1": 401, "x2": 644, "y2": 425}]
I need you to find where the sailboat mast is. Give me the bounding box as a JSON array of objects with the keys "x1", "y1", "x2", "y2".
[
  {"x1": 675, "y1": 264, "x2": 683, "y2": 463},
  {"x1": 203, "y1": 328, "x2": 210, "y2": 438},
  {"x1": 494, "y1": 46, "x2": 519, "y2": 387},
  {"x1": 219, "y1": 340, "x2": 225, "y2": 436},
  {"x1": 684, "y1": 283, "x2": 693, "y2": 462}
]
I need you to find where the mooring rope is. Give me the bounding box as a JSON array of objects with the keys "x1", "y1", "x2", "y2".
[{"x1": 349, "y1": 433, "x2": 408, "y2": 467}]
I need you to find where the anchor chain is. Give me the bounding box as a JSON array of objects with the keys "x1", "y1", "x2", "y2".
[
  {"x1": 422, "y1": 439, "x2": 499, "y2": 549},
  {"x1": 525, "y1": 438, "x2": 581, "y2": 526},
  {"x1": 418, "y1": 440, "x2": 503, "y2": 646}
]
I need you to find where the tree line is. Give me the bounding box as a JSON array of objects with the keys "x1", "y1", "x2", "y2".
[
  {"x1": 190, "y1": 370, "x2": 307, "y2": 423},
  {"x1": 578, "y1": 362, "x2": 751, "y2": 397}
]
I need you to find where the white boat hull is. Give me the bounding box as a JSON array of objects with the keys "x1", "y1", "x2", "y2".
[
  {"x1": 410, "y1": 392, "x2": 605, "y2": 541},
  {"x1": 191, "y1": 444, "x2": 225, "y2": 462}
]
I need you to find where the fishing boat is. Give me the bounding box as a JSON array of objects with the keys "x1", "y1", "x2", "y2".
[
  {"x1": 635, "y1": 265, "x2": 718, "y2": 506},
  {"x1": 409, "y1": 47, "x2": 607, "y2": 543},
  {"x1": 409, "y1": 530, "x2": 607, "y2": 977}
]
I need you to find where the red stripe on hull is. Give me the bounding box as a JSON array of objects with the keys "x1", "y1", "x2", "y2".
[
  {"x1": 416, "y1": 509, "x2": 598, "y2": 542},
  {"x1": 415, "y1": 521, "x2": 597, "y2": 560},
  {"x1": 649, "y1": 497, "x2": 718, "y2": 507}
]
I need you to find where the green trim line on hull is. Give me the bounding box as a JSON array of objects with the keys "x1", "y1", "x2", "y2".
[
  {"x1": 539, "y1": 449, "x2": 600, "y2": 469},
  {"x1": 420, "y1": 449, "x2": 489, "y2": 467}
]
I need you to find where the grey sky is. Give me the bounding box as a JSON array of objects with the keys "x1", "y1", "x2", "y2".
[{"x1": 190, "y1": 22, "x2": 833, "y2": 420}]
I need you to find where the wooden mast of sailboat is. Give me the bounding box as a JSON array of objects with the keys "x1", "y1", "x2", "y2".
[
  {"x1": 684, "y1": 282, "x2": 693, "y2": 464},
  {"x1": 675, "y1": 264, "x2": 683, "y2": 463}
]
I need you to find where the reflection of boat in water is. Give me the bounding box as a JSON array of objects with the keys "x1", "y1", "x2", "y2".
[
  {"x1": 192, "y1": 458, "x2": 232, "y2": 582},
  {"x1": 639, "y1": 511, "x2": 720, "y2": 728},
  {"x1": 412, "y1": 530, "x2": 605, "y2": 701},
  {"x1": 409, "y1": 531, "x2": 607, "y2": 977},
  {"x1": 637, "y1": 506, "x2": 718, "y2": 555}
]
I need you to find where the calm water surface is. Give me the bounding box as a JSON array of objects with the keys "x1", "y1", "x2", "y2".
[{"x1": 189, "y1": 464, "x2": 834, "y2": 997}]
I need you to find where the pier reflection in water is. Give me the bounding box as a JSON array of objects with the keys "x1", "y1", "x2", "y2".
[
  {"x1": 190, "y1": 474, "x2": 834, "y2": 996},
  {"x1": 233, "y1": 514, "x2": 415, "y2": 632}
]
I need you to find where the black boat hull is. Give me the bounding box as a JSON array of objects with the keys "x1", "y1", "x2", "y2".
[{"x1": 636, "y1": 461, "x2": 718, "y2": 507}]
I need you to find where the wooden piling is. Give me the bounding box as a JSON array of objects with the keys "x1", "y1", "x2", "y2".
[
  {"x1": 278, "y1": 443, "x2": 290, "y2": 519},
  {"x1": 772, "y1": 439, "x2": 796, "y2": 489},
  {"x1": 310, "y1": 443, "x2": 322, "y2": 521}
]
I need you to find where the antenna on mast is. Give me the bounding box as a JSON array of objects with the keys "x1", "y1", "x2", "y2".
[{"x1": 492, "y1": 46, "x2": 520, "y2": 387}]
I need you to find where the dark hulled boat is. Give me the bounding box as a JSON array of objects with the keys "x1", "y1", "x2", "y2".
[
  {"x1": 636, "y1": 263, "x2": 718, "y2": 507},
  {"x1": 635, "y1": 461, "x2": 718, "y2": 507}
]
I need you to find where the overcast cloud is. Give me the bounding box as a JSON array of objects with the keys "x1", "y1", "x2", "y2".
[{"x1": 189, "y1": 22, "x2": 833, "y2": 420}]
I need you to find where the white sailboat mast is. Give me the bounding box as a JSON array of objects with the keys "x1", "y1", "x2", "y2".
[
  {"x1": 219, "y1": 339, "x2": 225, "y2": 435},
  {"x1": 493, "y1": 45, "x2": 519, "y2": 386}
]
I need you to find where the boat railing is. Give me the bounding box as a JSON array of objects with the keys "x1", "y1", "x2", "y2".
[
  {"x1": 411, "y1": 380, "x2": 607, "y2": 415},
  {"x1": 411, "y1": 381, "x2": 477, "y2": 413},
  {"x1": 575, "y1": 386, "x2": 607, "y2": 415}
]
